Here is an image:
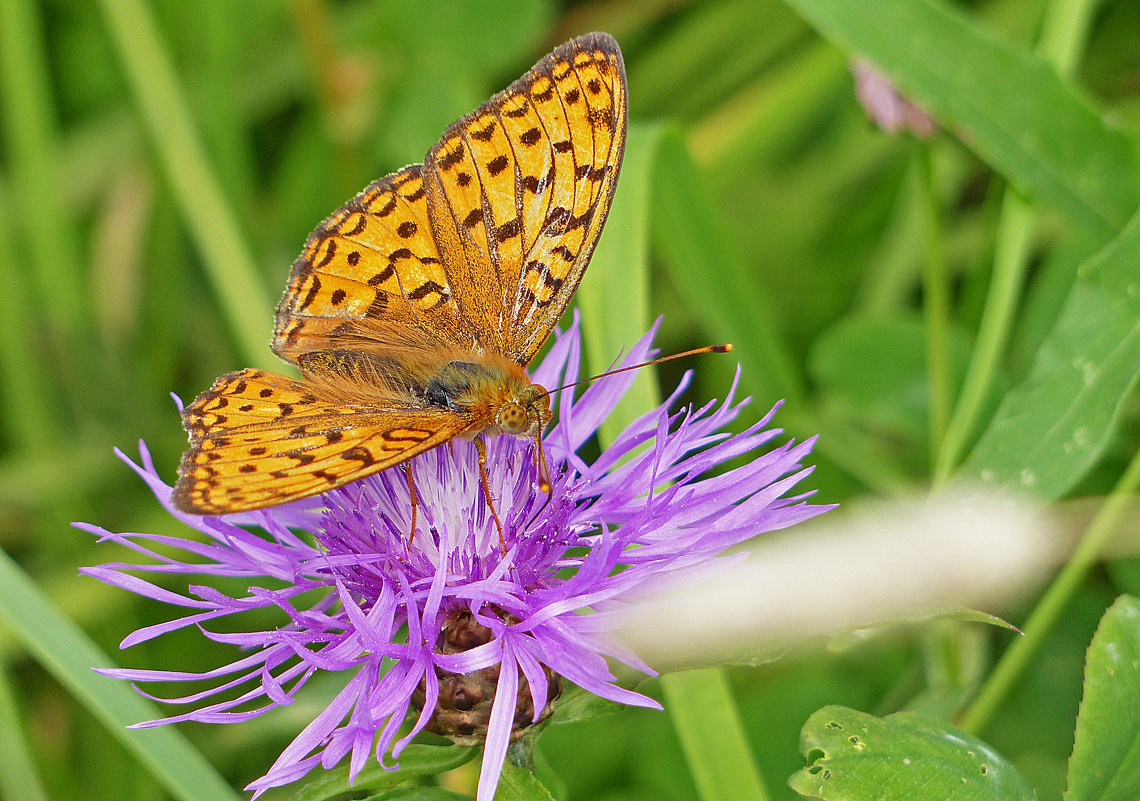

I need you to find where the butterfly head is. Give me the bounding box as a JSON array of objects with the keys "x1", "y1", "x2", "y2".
[{"x1": 495, "y1": 382, "x2": 551, "y2": 437}]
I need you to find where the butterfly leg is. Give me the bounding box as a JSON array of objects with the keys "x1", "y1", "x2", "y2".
[
  {"x1": 473, "y1": 436, "x2": 506, "y2": 554},
  {"x1": 534, "y1": 432, "x2": 552, "y2": 493},
  {"x1": 404, "y1": 460, "x2": 418, "y2": 544}
]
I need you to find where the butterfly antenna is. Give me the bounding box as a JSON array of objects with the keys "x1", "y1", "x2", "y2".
[{"x1": 537, "y1": 343, "x2": 732, "y2": 399}]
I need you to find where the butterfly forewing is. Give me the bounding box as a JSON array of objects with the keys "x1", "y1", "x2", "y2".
[
  {"x1": 174, "y1": 369, "x2": 466, "y2": 514},
  {"x1": 423, "y1": 32, "x2": 627, "y2": 363},
  {"x1": 272, "y1": 165, "x2": 475, "y2": 363}
]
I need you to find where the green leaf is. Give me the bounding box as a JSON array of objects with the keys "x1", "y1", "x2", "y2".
[
  {"x1": 288, "y1": 744, "x2": 477, "y2": 801},
  {"x1": 577, "y1": 121, "x2": 665, "y2": 441},
  {"x1": 362, "y1": 788, "x2": 474, "y2": 801},
  {"x1": 547, "y1": 683, "x2": 624, "y2": 726},
  {"x1": 809, "y1": 314, "x2": 972, "y2": 449},
  {"x1": 781, "y1": 0, "x2": 1140, "y2": 243},
  {"x1": 494, "y1": 761, "x2": 556, "y2": 801},
  {"x1": 0, "y1": 549, "x2": 242, "y2": 801},
  {"x1": 789, "y1": 706, "x2": 1034, "y2": 800},
  {"x1": 960, "y1": 205, "x2": 1140, "y2": 500},
  {"x1": 1065, "y1": 595, "x2": 1140, "y2": 801},
  {"x1": 662, "y1": 668, "x2": 770, "y2": 801}
]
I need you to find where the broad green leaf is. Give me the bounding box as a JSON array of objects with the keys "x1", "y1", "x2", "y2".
[
  {"x1": 1065, "y1": 595, "x2": 1140, "y2": 801},
  {"x1": 288, "y1": 745, "x2": 477, "y2": 801},
  {"x1": 960, "y1": 205, "x2": 1140, "y2": 500},
  {"x1": 494, "y1": 761, "x2": 556, "y2": 801},
  {"x1": 0, "y1": 549, "x2": 241, "y2": 801},
  {"x1": 809, "y1": 314, "x2": 972, "y2": 450},
  {"x1": 548, "y1": 683, "x2": 623, "y2": 726},
  {"x1": 662, "y1": 668, "x2": 770, "y2": 801},
  {"x1": 363, "y1": 788, "x2": 473, "y2": 801},
  {"x1": 781, "y1": 0, "x2": 1139, "y2": 243},
  {"x1": 789, "y1": 706, "x2": 1034, "y2": 800},
  {"x1": 577, "y1": 121, "x2": 664, "y2": 441}
]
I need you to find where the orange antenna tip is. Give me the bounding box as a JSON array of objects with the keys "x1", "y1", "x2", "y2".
[{"x1": 713, "y1": 343, "x2": 733, "y2": 353}]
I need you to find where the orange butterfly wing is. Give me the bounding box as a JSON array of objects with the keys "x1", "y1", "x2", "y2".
[
  {"x1": 173, "y1": 369, "x2": 467, "y2": 515},
  {"x1": 174, "y1": 33, "x2": 627, "y2": 515},
  {"x1": 272, "y1": 164, "x2": 476, "y2": 363},
  {"x1": 423, "y1": 32, "x2": 627, "y2": 363}
]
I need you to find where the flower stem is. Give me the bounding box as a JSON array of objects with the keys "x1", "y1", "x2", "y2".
[
  {"x1": 953, "y1": 0, "x2": 1105, "y2": 732},
  {"x1": 932, "y1": 190, "x2": 1033, "y2": 487},
  {"x1": 932, "y1": 0, "x2": 1098, "y2": 486},
  {"x1": 916, "y1": 143, "x2": 951, "y2": 470},
  {"x1": 959, "y1": 445, "x2": 1140, "y2": 733},
  {"x1": 662, "y1": 669, "x2": 770, "y2": 801}
]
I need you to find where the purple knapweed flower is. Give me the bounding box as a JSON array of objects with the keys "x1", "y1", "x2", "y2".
[{"x1": 81, "y1": 316, "x2": 830, "y2": 800}]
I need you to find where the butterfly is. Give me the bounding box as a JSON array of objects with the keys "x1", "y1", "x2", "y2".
[{"x1": 172, "y1": 32, "x2": 627, "y2": 523}]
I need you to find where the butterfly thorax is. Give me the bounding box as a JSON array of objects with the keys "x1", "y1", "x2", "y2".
[
  {"x1": 299, "y1": 348, "x2": 551, "y2": 439},
  {"x1": 420, "y1": 356, "x2": 551, "y2": 438}
]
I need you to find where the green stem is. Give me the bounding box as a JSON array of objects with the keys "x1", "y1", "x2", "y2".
[
  {"x1": 0, "y1": 0, "x2": 85, "y2": 334},
  {"x1": 959, "y1": 446, "x2": 1140, "y2": 733},
  {"x1": 955, "y1": 0, "x2": 1106, "y2": 731},
  {"x1": 933, "y1": 0, "x2": 1101, "y2": 486},
  {"x1": 933, "y1": 189, "x2": 1033, "y2": 486},
  {"x1": 662, "y1": 669, "x2": 770, "y2": 801},
  {"x1": 0, "y1": 177, "x2": 58, "y2": 450},
  {"x1": 916, "y1": 144, "x2": 951, "y2": 469},
  {"x1": 96, "y1": 0, "x2": 275, "y2": 368}
]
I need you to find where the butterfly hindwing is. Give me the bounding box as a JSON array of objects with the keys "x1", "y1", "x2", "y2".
[
  {"x1": 423, "y1": 32, "x2": 627, "y2": 363},
  {"x1": 174, "y1": 369, "x2": 468, "y2": 515}
]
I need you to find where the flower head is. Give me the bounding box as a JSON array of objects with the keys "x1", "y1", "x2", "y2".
[{"x1": 82, "y1": 317, "x2": 830, "y2": 800}]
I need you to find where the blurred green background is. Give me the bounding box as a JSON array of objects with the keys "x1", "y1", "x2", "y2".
[{"x1": 2, "y1": 0, "x2": 1139, "y2": 799}]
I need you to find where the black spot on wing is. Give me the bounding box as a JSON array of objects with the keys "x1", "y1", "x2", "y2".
[
  {"x1": 470, "y1": 120, "x2": 496, "y2": 141},
  {"x1": 495, "y1": 217, "x2": 521, "y2": 242},
  {"x1": 487, "y1": 155, "x2": 509, "y2": 176},
  {"x1": 316, "y1": 239, "x2": 337, "y2": 268},
  {"x1": 438, "y1": 144, "x2": 464, "y2": 171}
]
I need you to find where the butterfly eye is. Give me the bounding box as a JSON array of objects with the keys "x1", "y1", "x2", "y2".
[{"x1": 498, "y1": 402, "x2": 529, "y2": 434}]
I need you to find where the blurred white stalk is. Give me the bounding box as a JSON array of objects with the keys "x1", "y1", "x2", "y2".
[{"x1": 611, "y1": 491, "x2": 1130, "y2": 672}]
